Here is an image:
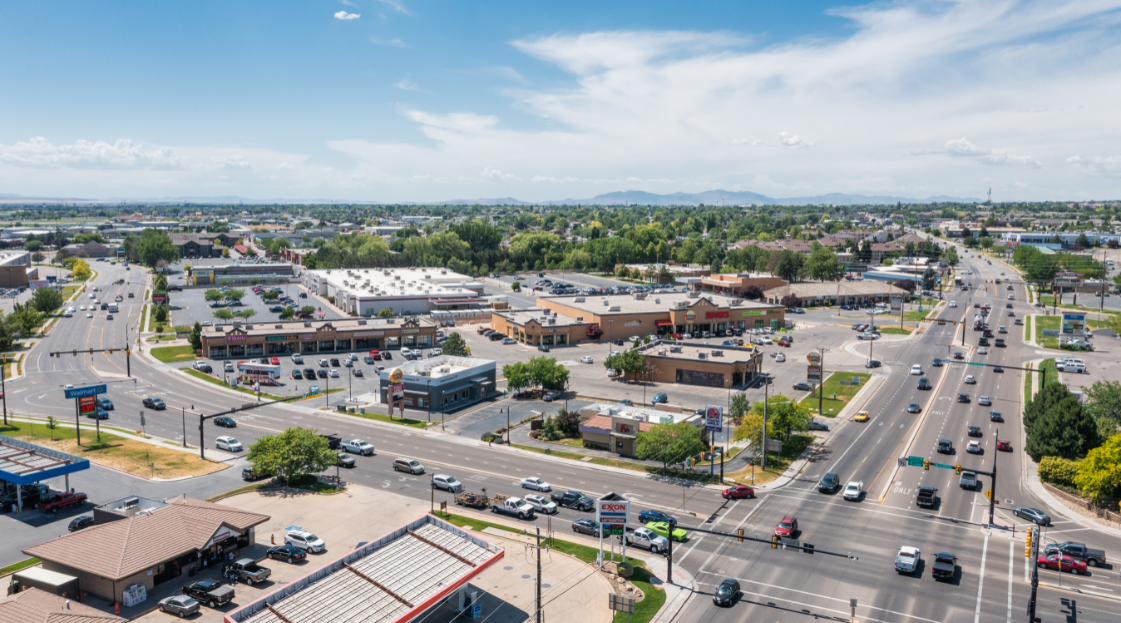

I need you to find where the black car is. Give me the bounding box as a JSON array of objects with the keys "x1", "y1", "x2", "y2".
[
  {"x1": 932, "y1": 358, "x2": 943, "y2": 367},
  {"x1": 907, "y1": 403, "x2": 922, "y2": 413},
  {"x1": 267, "y1": 544, "x2": 307, "y2": 563},
  {"x1": 638, "y1": 509, "x2": 676, "y2": 525},
  {"x1": 317, "y1": 369, "x2": 327, "y2": 378},
  {"x1": 993, "y1": 365, "x2": 1003, "y2": 373},
  {"x1": 1013, "y1": 507, "x2": 1052, "y2": 526},
  {"x1": 337, "y1": 453, "x2": 356, "y2": 467},
  {"x1": 142, "y1": 396, "x2": 166, "y2": 410},
  {"x1": 967, "y1": 425, "x2": 981, "y2": 437},
  {"x1": 182, "y1": 580, "x2": 234, "y2": 608},
  {"x1": 571, "y1": 519, "x2": 604, "y2": 536},
  {"x1": 68, "y1": 515, "x2": 94, "y2": 532},
  {"x1": 303, "y1": 367, "x2": 316, "y2": 379},
  {"x1": 215, "y1": 416, "x2": 236, "y2": 428},
  {"x1": 793, "y1": 382, "x2": 813, "y2": 391},
  {"x1": 818, "y1": 472, "x2": 841, "y2": 493},
  {"x1": 937, "y1": 439, "x2": 954, "y2": 453},
  {"x1": 242, "y1": 467, "x2": 271, "y2": 481},
  {"x1": 713, "y1": 578, "x2": 741, "y2": 607},
  {"x1": 330, "y1": 358, "x2": 341, "y2": 366},
  {"x1": 957, "y1": 393, "x2": 970, "y2": 403},
  {"x1": 865, "y1": 359, "x2": 882, "y2": 368},
  {"x1": 292, "y1": 369, "x2": 303, "y2": 380},
  {"x1": 990, "y1": 411, "x2": 1003, "y2": 422}
]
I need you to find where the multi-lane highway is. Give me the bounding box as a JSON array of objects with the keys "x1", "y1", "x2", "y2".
[{"x1": 6, "y1": 253, "x2": 1121, "y2": 623}]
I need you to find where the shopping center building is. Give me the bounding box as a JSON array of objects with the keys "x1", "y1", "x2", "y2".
[
  {"x1": 200, "y1": 317, "x2": 438, "y2": 359},
  {"x1": 377, "y1": 356, "x2": 497, "y2": 412},
  {"x1": 526, "y1": 291, "x2": 785, "y2": 344},
  {"x1": 302, "y1": 267, "x2": 502, "y2": 317}
]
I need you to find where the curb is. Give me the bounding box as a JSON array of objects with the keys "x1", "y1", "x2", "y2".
[{"x1": 1038, "y1": 580, "x2": 1121, "y2": 603}]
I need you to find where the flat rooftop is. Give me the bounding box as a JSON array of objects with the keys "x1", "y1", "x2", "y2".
[
  {"x1": 542, "y1": 292, "x2": 781, "y2": 316},
  {"x1": 640, "y1": 342, "x2": 759, "y2": 364},
  {"x1": 309, "y1": 267, "x2": 481, "y2": 301},
  {"x1": 496, "y1": 309, "x2": 588, "y2": 326},
  {"x1": 201, "y1": 316, "x2": 435, "y2": 338},
  {"x1": 583, "y1": 403, "x2": 700, "y2": 425},
  {"x1": 378, "y1": 355, "x2": 494, "y2": 379}
]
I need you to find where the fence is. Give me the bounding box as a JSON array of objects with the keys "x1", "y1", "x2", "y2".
[{"x1": 1043, "y1": 482, "x2": 1121, "y2": 527}]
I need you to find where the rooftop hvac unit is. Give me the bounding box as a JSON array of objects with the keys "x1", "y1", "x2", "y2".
[
  {"x1": 658, "y1": 349, "x2": 668, "y2": 355},
  {"x1": 607, "y1": 407, "x2": 618, "y2": 416},
  {"x1": 633, "y1": 292, "x2": 647, "y2": 300},
  {"x1": 574, "y1": 297, "x2": 585, "y2": 303},
  {"x1": 575, "y1": 316, "x2": 583, "y2": 322},
  {"x1": 215, "y1": 325, "x2": 224, "y2": 331},
  {"x1": 670, "y1": 345, "x2": 683, "y2": 353},
  {"x1": 424, "y1": 274, "x2": 432, "y2": 280},
  {"x1": 274, "y1": 324, "x2": 283, "y2": 329},
  {"x1": 357, "y1": 319, "x2": 367, "y2": 325},
  {"x1": 603, "y1": 299, "x2": 610, "y2": 306},
  {"x1": 711, "y1": 350, "x2": 723, "y2": 357},
  {"x1": 438, "y1": 367, "x2": 451, "y2": 373},
  {"x1": 672, "y1": 301, "x2": 687, "y2": 309},
  {"x1": 304, "y1": 322, "x2": 312, "y2": 327},
  {"x1": 548, "y1": 318, "x2": 556, "y2": 324},
  {"x1": 687, "y1": 291, "x2": 701, "y2": 298},
  {"x1": 245, "y1": 324, "x2": 254, "y2": 330},
  {"x1": 654, "y1": 298, "x2": 660, "y2": 304},
  {"x1": 698, "y1": 352, "x2": 707, "y2": 360},
  {"x1": 730, "y1": 298, "x2": 744, "y2": 306},
  {"x1": 609, "y1": 306, "x2": 621, "y2": 312}
]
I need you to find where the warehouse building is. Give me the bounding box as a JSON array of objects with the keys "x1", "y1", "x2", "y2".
[
  {"x1": 24, "y1": 495, "x2": 269, "y2": 604},
  {"x1": 200, "y1": 317, "x2": 438, "y2": 359},
  {"x1": 302, "y1": 267, "x2": 496, "y2": 317},
  {"x1": 378, "y1": 356, "x2": 496, "y2": 412},
  {"x1": 530, "y1": 291, "x2": 785, "y2": 343},
  {"x1": 0, "y1": 251, "x2": 36, "y2": 288}
]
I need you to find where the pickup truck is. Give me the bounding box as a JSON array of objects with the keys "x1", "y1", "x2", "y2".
[
  {"x1": 931, "y1": 552, "x2": 956, "y2": 581},
  {"x1": 622, "y1": 526, "x2": 668, "y2": 554},
  {"x1": 916, "y1": 486, "x2": 937, "y2": 508},
  {"x1": 490, "y1": 494, "x2": 535, "y2": 519},
  {"x1": 1, "y1": 483, "x2": 49, "y2": 511},
  {"x1": 226, "y1": 558, "x2": 271, "y2": 585},
  {"x1": 182, "y1": 580, "x2": 235, "y2": 608},
  {"x1": 550, "y1": 489, "x2": 594, "y2": 511},
  {"x1": 37, "y1": 491, "x2": 87, "y2": 514},
  {"x1": 1044, "y1": 542, "x2": 1107, "y2": 567},
  {"x1": 895, "y1": 546, "x2": 920, "y2": 574},
  {"x1": 959, "y1": 471, "x2": 978, "y2": 490}
]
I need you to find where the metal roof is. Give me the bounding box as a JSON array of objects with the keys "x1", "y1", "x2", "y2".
[
  {"x1": 227, "y1": 515, "x2": 503, "y2": 623},
  {"x1": 0, "y1": 435, "x2": 90, "y2": 486}
]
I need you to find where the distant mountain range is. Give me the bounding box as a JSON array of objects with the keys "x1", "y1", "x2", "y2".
[{"x1": 0, "y1": 189, "x2": 981, "y2": 206}]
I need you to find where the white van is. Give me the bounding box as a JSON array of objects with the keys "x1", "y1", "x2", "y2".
[{"x1": 1056, "y1": 359, "x2": 1086, "y2": 373}]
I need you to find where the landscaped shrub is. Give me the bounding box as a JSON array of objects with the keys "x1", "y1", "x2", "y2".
[{"x1": 1039, "y1": 456, "x2": 1080, "y2": 487}]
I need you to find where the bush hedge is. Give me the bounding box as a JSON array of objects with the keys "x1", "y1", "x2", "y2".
[{"x1": 1039, "y1": 456, "x2": 1080, "y2": 487}]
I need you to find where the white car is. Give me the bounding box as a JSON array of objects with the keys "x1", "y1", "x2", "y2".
[
  {"x1": 949, "y1": 301, "x2": 958, "y2": 307},
  {"x1": 967, "y1": 440, "x2": 982, "y2": 454},
  {"x1": 431, "y1": 474, "x2": 464, "y2": 492},
  {"x1": 580, "y1": 356, "x2": 594, "y2": 364},
  {"x1": 978, "y1": 347, "x2": 988, "y2": 355},
  {"x1": 291, "y1": 354, "x2": 303, "y2": 364},
  {"x1": 329, "y1": 369, "x2": 339, "y2": 378},
  {"x1": 775, "y1": 353, "x2": 786, "y2": 362},
  {"x1": 761, "y1": 337, "x2": 773, "y2": 345},
  {"x1": 895, "y1": 546, "x2": 920, "y2": 574},
  {"x1": 342, "y1": 439, "x2": 375, "y2": 455},
  {"x1": 522, "y1": 494, "x2": 558, "y2": 514},
  {"x1": 216, "y1": 436, "x2": 243, "y2": 452},
  {"x1": 89, "y1": 292, "x2": 96, "y2": 299},
  {"x1": 224, "y1": 362, "x2": 235, "y2": 372},
  {"x1": 964, "y1": 375, "x2": 976, "y2": 384},
  {"x1": 285, "y1": 530, "x2": 326, "y2": 553},
  {"x1": 910, "y1": 365, "x2": 922, "y2": 375},
  {"x1": 79, "y1": 305, "x2": 87, "y2": 311},
  {"x1": 86, "y1": 312, "x2": 93, "y2": 318},
  {"x1": 520, "y1": 477, "x2": 552, "y2": 492},
  {"x1": 843, "y1": 481, "x2": 864, "y2": 501}
]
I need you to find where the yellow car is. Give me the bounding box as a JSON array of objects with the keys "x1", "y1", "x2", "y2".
[{"x1": 854, "y1": 411, "x2": 870, "y2": 422}]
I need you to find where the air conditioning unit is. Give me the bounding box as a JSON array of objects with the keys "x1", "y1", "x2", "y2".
[
  {"x1": 574, "y1": 297, "x2": 585, "y2": 303},
  {"x1": 670, "y1": 345, "x2": 683, "y2": 353},
  {"x1": 687, "y1": 291, "x2": 700, "y2": 298},
  {"x1": 672, "y1": 301, "x2": 687, "y2": 309},
  {"x1": 711, "y1": 350, "x2": 723, "y2": 357},
  {"x1": 633, "y1": 292, "x2": 647, "y2": 300},
  {"x1": 730, "y1": 298, "x2": 744, "y2": 306},
  {"x1": 654, "y1": 298, "x2": 660, "y2": 304},
  {"x1": 548, "y1": 318, "x2": 556, "y2": 325},
  {"x1": 609, "y1": 306, "x2": 621, "y2": 312},
  {"x1": 603, "y1": 299, "x2": 610, "y2": 306},
  {"x1": 358, "y1": 319, "x2": 367, "y2": 325},
  {"x1": 698, "y1": 352, "x2": 707, "y2": 360},
  {"x1": 304, "y1": 322, "x2": 312, "y2": 327},
  {"x1": 575, "y1": 316, "x2": 583, "y2": 322}
]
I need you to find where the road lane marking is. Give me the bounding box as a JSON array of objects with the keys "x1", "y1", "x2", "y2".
[
  {"x1": 698, "y1": 576, "x2": 944, "y2": 623},
  {"x1": 974, "y1": 533, "x2": 989, "y2": 623}
]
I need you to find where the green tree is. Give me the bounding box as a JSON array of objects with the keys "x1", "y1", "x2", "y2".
[
  {"x1": 807, "y1": 245, "x2": 843, "y2": 282},
  {"x1": 213, "y1": 308, "x2": 235, "y2": 320},
  {"x1": 279, "y1": 307, "x2": 296, "y2": 320},
  {"x1": 72, "y1": 260, "x2": 91, "y2": 281},
  {"x1": 124, "y1": 229, "x2": 180, "y2": 267},
  {"x1": 0, "y1": 318, "x2": 14, "y2": 351},
  {"x1": 771, "y1": 249, "x2": 805, "y2": 283},
  {"x1": 235, "y1": 308, "x2": 257, "y2": 320},
  {"x1": 154, "y1": 304, "x2": 168, "y2": 323},
  {"x1": 733, "y1": 412, "x2": 770, "y2": 453},
  {"x1": 30, "y1": 251, "x2": 44, "y2": 263},
  {"x1": 226, "y1": 288, "x2": 246, "y2": 302},
  {"x1": 377, "y1": 307, "x2": 395, "y2": 318},
  {"x1": 503, "y1": 361, "x2": 531, "y2": 396},
  {"x1": 245, "y1": 427, "x2": 336, "y2": 483},
  {"x1": 263, "y1": 290, "x2": 280, "y2": 302},
  {"x1": 511, "y1": 281, "x2": 521, "y2": 292},
  {"x1": 555, "y1": 408, "x2": 581, "y2": 439},
  {"x1": 23, "y1": 239, "x2": 43, "y2": 252},
  {"x1": 204, "y1": 289, "x2": 224, "y2": 302},
  {"x1": 635, "y1": 421, "x2": 704, "y2": 472},
  {"x1": 1085, "y1": 380, "x2": 1121, "y2": 440},
  {"x1": 1024, "y1": 381, "x2": 1100, "y2": 461},
  {"x1": 605, "y1": 349, "x2": 646, "y2": 382},
  {"x1": 729, "y1": 392, "x2": 750, "y2": 425},
  {"x1": 921, "y1": 267, "x2": 937, "y2": 291},
  {"x1": 30, "y1": 286, "x2": 63, "y2": 314},
  {"x1": 942, "y1": 245, "x2": 959, "y2": 267},
  {"x1": 754, "y1": 395, "x2": 813, "y2": 440},
  {"x1": 441, "y1": 332, "x2": 470, "y2": 357},
  {"x1": 1038, "y1": 456, "x2": 1081, "y2": 487},
  {"x1": 300, "y1": 305, "x2": 316, "y2": 316},
  {"x1": 153, "y1": 273, "x2": 168, "y2": 292},
  {"x1": 189, "y1": 321, "x2": 203, "y2": 351},
  {"x1": 1074, "y1": 434, "x2": 1121, "y2": 503},
  {"x1": 4, "y1": 303, "x2": 44, "y2": 337}
]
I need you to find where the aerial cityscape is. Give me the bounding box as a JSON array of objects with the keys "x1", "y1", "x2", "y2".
[{"x1": 1, "y1": 2, "x2": 1120, "y2": 623}]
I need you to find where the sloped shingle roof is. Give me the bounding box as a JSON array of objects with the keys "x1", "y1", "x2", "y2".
[{"x1": 0, "y1": 587, "x2": 122, "y2": 623}]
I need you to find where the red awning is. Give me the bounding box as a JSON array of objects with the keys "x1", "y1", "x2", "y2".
[{"x1": 655, "y1": 320, "x2": 673, "y2": 326}]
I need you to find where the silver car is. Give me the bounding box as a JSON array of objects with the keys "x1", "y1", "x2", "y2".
[
  {"x1": 431, "y1": 474, "x2": 464, "y2": 492},
  {"x1": 159, "y1": 595, "x2": 200, "y2": 617}
]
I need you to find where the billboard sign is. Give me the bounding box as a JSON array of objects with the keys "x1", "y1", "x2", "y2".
[
  {"x1": 78, "y1": 395, "x2": 97, "y2": 415},
  {"x1": 391, "y1": 383, "x2": 405, "y2": 399},
  {"x1": 388, "y1": 368, "x2": 404, "y2": 384},
  {"x1": 890, "y1": 296, "x2": 902, "y2": 312},
  {"x1": 704, "y1": 405, "x2": 723, "y2": 432},
  {"x1": 65, "y1": 384, "x2": 107, "y2": 399},
  {"x1": 596, "y1": 492, "x2": 630, "y2": 533},
  {"x1": 1061, "y1": 313, "x2": 1086, "y2": 335},
  {"x1": 806, "y1": 352, "x2": 821, "y2": 365},
  {"x1": 807, "y1": 365, "x2": 822, "y2": 383},
  {"x1": 28, "y1": 279, "x2": 50, "y2": 290},
  {"x1": 152, "y1": 293, "x2": 167, "y2": 304}
]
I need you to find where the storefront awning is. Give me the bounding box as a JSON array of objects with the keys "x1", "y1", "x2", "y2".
[
  {"x1": 472, "y1": 377, "x2": 494, "y2": 385},
  {"x1": 655, "y1": 320, "x2": 674, "y2": 327},
  {"x1": 404, "y1": 390, "x2": 429, "y2": 396},
  {"x1": 610, "y1": 432, "x2": 637, "y2": 440}
]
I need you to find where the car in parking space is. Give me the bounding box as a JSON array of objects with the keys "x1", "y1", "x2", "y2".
[
  {"x1": 142, "y1": 396, "x2": 166, "y2": 410},
  {"x1": 330, "y1": 358, "x2": 340, "y2": 366},
  {"x1": 353, "y1": 368, "x2": 363, "y2": 377},
  {"x1": 978, "y1": 396, "x2": 991, "y2": 406},
  {"x1": 216, "y1": 436, "x2": 243, "y2": 452},
  {"x1": 774, "y1": 516, "x2": 798, "y2": 537},
  {"x1": 302, "y1": 367, "x2": 315, "y2": 379},
  {"x1": 502, "y1": 337, "x2": 517, "y2": 344},
  {"x1": 580, "y1": 356, "x2": 593, "y2": 364},
  {"x1": 68, "y1": 515, "x2": 95, "y2": 531},
  {"x1": 224, "y1": 361, "x2": 235, "y2": 373},
  {"x1": 775, "y1": 353, "x2": 786, "y2": 362},
  {"x1": 319, "y1": 358, "x2": 329, "y2": 367},
  {"x1": 1014, "y1": 507, "x2": 1052, "y2": 526},
  {"x1": 292, "y1": 369, "x2": 303, "y2": 380},
  {"x1": 907, "y1": 402, "x2": 922, "y2": 413},
  {"x1": 158, "y1": 595, "x2": 201, "y2": 618},
  {"x1": 571, "y1": 518, "x2": 604, "y2": 537},
  {"x1": 722, "y1": 484, "x2": 755, "y2": 499},
  {"x1": 266, "y1": 544, "x2": 307, "y2": 564},
  {"x1": 966, "y1": 440, "x2": 982, "y2": 454},
  {"x1": 336, "y1": 453, "x2": 356, "y2": 468},
  {"x1": 521, "y1": 477, "x2": 551, "y2": 491},
  {"x1": 329, "y1": 369, "x2": 339, "y2": 378},
  {"x1": 285, "y1": 530, "x2": 326, "y2": 553},
  {"x1": 341, "y1": 439, "x2": 375, "y2": 455},
  {"x1": 810, "y1": 420, "x2": 828, "y2": 431},
  {"x1": 431, "y1": 474, "x2": 464, "y2": 492},
  {"x1": 214, "y1": 416, "x2": 236, "y2": 428},
  {"x1": 317, "y1": 369, "x2": 327, "y2": 378},
  {"x1": 292, "y1": 353, "x2": 303, "y2": 364},
  {"x1": 997, "y1": 439, "x2": 1012, "y2": 451},
  {"x1": 964, "y1": 375, "x2": 976, "y2": 384},
  {"x1": 793, "y1": 382, "x2": 813, "y2": 391},
  {"x1": 853, "y1": 410, "x2": 870, "y2": 422}
]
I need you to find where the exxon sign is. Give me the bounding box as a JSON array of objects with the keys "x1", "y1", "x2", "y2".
[{"x1": 596, "y1": 492, "x2": 630, "y2": 526}]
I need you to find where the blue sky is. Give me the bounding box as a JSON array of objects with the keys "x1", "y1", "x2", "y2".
[{"x1": 2, "y1": 0, "x2": 1120, "y2": 202}]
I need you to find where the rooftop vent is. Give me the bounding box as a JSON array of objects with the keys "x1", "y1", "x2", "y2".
[
  {"x1": 687, "y1": 291, "x2": 700, "y2": 298},
  {"x1": 609, "y1": 306, "x2": 621, "y2": 312},
  {"x1": 357, "y1": 319, "x2": 367, "y2": 325},
  {"x1": 698, "y1": 352, "x2": 707, "y2": 360},
  {"x1": 304, "y1": 322, "x2": 312, "y2": 327},
  {"x1": 575, "y1": 316, "x2": 583, "y2": 322},
  {"x1": 603, "y1": 299, "x2": 610, "y2": 306},
  {"x1": 711, "y1": 350, "x2": 723, "y2": 357},
  {"x1": 573, "y1": 297, "x2": 585, "y2": 303},
  {"x1": 730, "y1": 298, "x2": 744, "y2": 306},
  {"x1": 274, "y1": 324, "x2": 282, "y2": 329}
]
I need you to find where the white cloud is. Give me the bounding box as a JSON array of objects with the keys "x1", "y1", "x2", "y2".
[
  {"x1": 0, "y1": 137, "x2": 181, "y2": 170},
  {"x1": 374, "y1": 0, "x2": 411, "y2": 15},
  {"x1": 334, "y1": 11, "x2": 360, "y2": 20},
  {"x1": 482, "y1": 167, "x2": 519, "y2": 182},
  {"x1": 395, "y1": 77, "x2": 421, "y2": 91},
  {"x1": 339, "y1": 0, "x2": 357, "y2": 6},
  {"x1": 1068, "y1": 155, "x2": 1121, "y2": 177},
  {"x1": 370, "y1": 36, "x2": 406, "y2": 47},
  {"x1": 940, "y1": 137, "x2": 1039, "y2": 167},
  {"x1": 213, "y1": 156, "x2": 253, "y2": 170},
  {"x1": 532, "y1": 175, "x2": 580, "y2": 183},
  {"x1": 778, "y1": 133, "x2": 812, "y2": 149}
]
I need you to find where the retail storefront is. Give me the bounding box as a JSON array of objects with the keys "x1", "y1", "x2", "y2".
[
  {"x1": 201, "y1": 317, "x2": 436, "y2": 359},
  {"x1": 378, "y1": 356, "x2": 497, "y2": 413}
]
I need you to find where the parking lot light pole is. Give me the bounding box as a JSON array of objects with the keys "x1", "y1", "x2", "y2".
[{"x1": 507, "y1": 407, "x2": 511, "y2": 446}]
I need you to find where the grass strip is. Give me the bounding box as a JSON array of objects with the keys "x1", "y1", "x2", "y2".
[
  {"x1": 511, "y1": 443, "x2": 720, "y2": 484},
  {"x1": 180, "y1": 368, "x2": 286, "y2": 400},
  {"x1": 0, "y1": 558, "x2": 41, "y2": 577},
  {"x1": 206, "y1": 483, "x2": 272, "y2": 503},
  {"x1": 336, "y1": 409, "x2": 430, "y2": 429},
  {"x1": 151, "y1": 344, "x2": 197, "y2": 363},
  {"x1": 800, "y1": 372, "x2": 871, "y2": 417},
  {"x1": 722, "y1": 433, "x2": 815, "y2": 486},
  {"x1": 617, "y1": 566, "x2": 666, "y2": 623},
  {"x1": 877, "y1": 326, "x2": 913, "y2": 335}
]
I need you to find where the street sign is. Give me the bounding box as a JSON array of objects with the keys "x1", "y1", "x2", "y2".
[
  {"x1": 65, "y1": 384, "x2": 107, "y2": 399},
  {"x1": 704, "y1": 405, "x2": 723, "y2": 432},
  {"x1": 78, "y1": 395, "x2": 96, "y2": 415},
  {"x1": 906, "y1": 456, "x2": 924, "y2": 467},
  {"x1": 967, "y1": 362, "x2": 985, "y2": 366},
  {"x1": 932, "y1": 462, "x2": 953, "y2": 469},
  {"x1": 608, "y1": 594, "x2": 636, "y2": 615},
  {"x1": 897, "y1": 457, "x2": 906, "y2": 467},
  {"x1": 806, "y1": 365, "x2": 822, "y2": 382}
]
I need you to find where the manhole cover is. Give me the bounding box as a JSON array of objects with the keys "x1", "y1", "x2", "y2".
[
  {"x1": 521, "y1": 574, "x2": 532, "y2": 579},
  {"x1": 542, "y1": 584, "x2": 553, "y2": 589},
  {"x1": 503, "y1": 566, "x2": 514, "y2": 571}
]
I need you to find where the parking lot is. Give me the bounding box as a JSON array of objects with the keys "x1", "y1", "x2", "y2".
[
  {"x1": 177, "y1": 350, "x2": 384, "y2": 402},
  {"x1": 169, "y1": 283, "x2": 347, "y2": 330}
]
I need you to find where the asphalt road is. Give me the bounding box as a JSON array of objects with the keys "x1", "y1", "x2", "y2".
[{"x1": 4, "y1": 253, "x2": 1121, "y2": 623}]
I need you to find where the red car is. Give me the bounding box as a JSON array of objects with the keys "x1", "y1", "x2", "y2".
[
  {"x1": 996, "y1": 439, "x2": 1012, "y2": 451},
  {"x1": 369, "y1": 350, "x2": 382, "y2": 360},
  {"x1": 1037, "y1": 553, "x2": 1086, "y2": 575},
  {"x1": 775, "y1": 516, "x2": 798, "y2": 537},
  {"x1": 722, "y1": 485, "x2": 754, "y2": 499},
  {"x1": 270, "y1": 357, "x2": 280, "y2": 365}
]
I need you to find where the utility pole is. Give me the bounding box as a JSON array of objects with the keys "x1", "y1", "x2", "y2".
[
  {"x1": 989, "y1": 435, "x2": 998, "y2": 525},
  {"x1": 1027, "y1": 525, "x2": 1040, "y2": 622},
  {"x1": 666, "y1": 522, "x2": 674, "y2": 586},
  {"x1": 536, "y1": 526, "x2": 543, "y2": 623},
  {"x1": 507, "y1": 407, "x2": 511, "y2": 445},
  {"x1": 817, "y1": 347, "x2": 827, "y2": 415},
  {"x1": 868, "y1": 306, "x2": 875, "y2": 366},
  {"x1": 181, "y1": 406, "x2": 187, "y2": 447},
  {"x1": 1, "y1": 354, "x2": 7, "y2": 426},
  {"x1": 761, "y1": 376, "x2": 769, "y2": 471}
]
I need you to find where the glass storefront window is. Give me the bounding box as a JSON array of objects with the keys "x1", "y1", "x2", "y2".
[
  {"x1": 246, "y1": 344, "x2": 263, "y2": 356},
  {"x1": 417, "y1": 335, "x2": 432, "y2": 347},
  {"x1": 229, "y1": 345, "x2": 245, "y2": 357},
  {"x1": 335, "y1": 339, "x2": 351, "y2": 351},
  {"x1": 301, "y1": 341, "x2": 317, "y2": 353},
  {"x1": 403, "y1": 335, "x2": 416, "y2": 347},
  {"x1": 386, "y1": 337, "x2": 399, "y2": 348},
  {"x1": 355, "y1": 338, "x2": 380, "y2": 350},
  {"x1": 319, "y1": 340, "x2": 335, "y2": 352},
  {"x1": 267, "y1": 342, "x2": 294, "y2": 354},
  {"x1": 210, "y1": 346, "x2": 228, "y2": 358}
]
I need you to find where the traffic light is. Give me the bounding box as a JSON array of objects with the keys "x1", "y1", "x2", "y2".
[
  {"x1": 108, "y1": 349, "x2": 113, "y2": 355},
  {"x1": 955, "y1": 464, "x2": 962, "y2": 475},
  {"x1": 1025, "y1": 528, "x2": 1033, "y2": 558},
  {"x1": 803, "y1": 543, "x2": 814, "y2": 555},
  {"x1": 771, "y1": 534, "x2": 780, "y2": 549},
  {"x1": 923, "y1": 459, "x2": 930, "y2": 471},
  {"x1": 737, "y1": 528, "x2": 744, "y2": 543}
]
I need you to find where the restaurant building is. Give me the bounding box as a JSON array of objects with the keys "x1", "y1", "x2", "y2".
[
  {"x1": 577, "y1": 403, "x2": 707, "y2": 457},
  {"x1": 637, "y1": 341, "x2": 763, "y2": 388},
  {"x1": 489, "y1": 310, "x2": 591, "y2": 347},
  {"x1": 24, "y1": 495, "x2": 269, "y2": 604},
  {"x1": 533, "y1": 292, "x2": 785, "y2": 343},
  {"x1": 378, "y1": 356, "x2": 496, "y2": 412},
  {"x1": 200, "y1": 317, "x2": 438, "y2": 359}
]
